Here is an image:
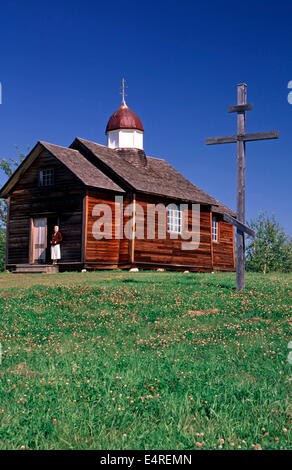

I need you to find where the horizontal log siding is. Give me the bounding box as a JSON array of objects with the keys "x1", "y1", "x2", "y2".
[
  {"x1": 133, "y1": 194, "x2": 213, "y2": 269},
  {"x1": 118, "y1": 195, "x2": 131, "y2": 264},
  {"x1": 7, "y1": 150, "x2": 84, "y2": 265},
  {"x1": 212, "y1": 218, "x2": 235, "y2": 270},
  {"x1": 85, "y1": 190, "x2": 121, "y2": 265}
]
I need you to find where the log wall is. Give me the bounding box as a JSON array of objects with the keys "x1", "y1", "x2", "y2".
[
  {"x1": 7, "y1": 150, "x2": 84, "y2": 266},
  {"x1": 85, "y1": 190, "x2": 122, "y2": 266},
  {"x1": 133, "y1": 194, "x2": 213, "y2": 270},
  {"x1": 212, "y1": 217, "x2": 235, "y2": 271}
]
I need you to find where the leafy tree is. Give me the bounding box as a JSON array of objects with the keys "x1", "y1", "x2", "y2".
[
  {"x1": 0, "y1": 146, "x2": 27, "y2": 228},
  {"x1": 0, "y1": 147, "x2": 27, "y2": 270},
  {"x1": 246, "y1": 212, "x2": 292, "y2": 273}
]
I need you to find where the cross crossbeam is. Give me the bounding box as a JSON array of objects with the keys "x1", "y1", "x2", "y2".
[
  {"x1": 206, "y1": 131, "x2": 279, "y2": 146},
  {"x1": 228, "y1": 103, "x2": 253, "y2": 113},
  {"x1": 206, "y1": 84, "x2": 279, "y2": 290},
  {"x1": 223, "y1": 213, "x2": 255, "y2": 238},
  {"x1": 120, "y1": 77, "x2": 128, "y2": 104}
]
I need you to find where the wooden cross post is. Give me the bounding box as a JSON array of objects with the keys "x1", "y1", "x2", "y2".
[{"x1": 206, "y1": 83, "x2": 279, "y2": 291}]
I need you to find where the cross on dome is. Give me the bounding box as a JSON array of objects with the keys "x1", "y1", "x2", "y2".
[
  {"x1": 120, "y1": 78, "x2": 128, "y2": 106},
  {"x1": 106, "y1": 79, "x2": 144, "y2": 150}
]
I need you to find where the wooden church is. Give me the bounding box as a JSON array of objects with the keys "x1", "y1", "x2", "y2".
[{"x1": 0, "y1": 86, "x2": 236, "y2": 273}]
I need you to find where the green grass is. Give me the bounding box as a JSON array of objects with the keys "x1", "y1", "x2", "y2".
[{"x1": 0, "y1": 270, "x2": 291, "y2": 450}]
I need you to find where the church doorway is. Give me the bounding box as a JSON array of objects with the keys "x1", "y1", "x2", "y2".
[
  {"x1": 31, "y1": 216, "x2": 59, "y2": 264},
  {"x1": 46, "y1": 216, "x2": 59, "y2": 263}
]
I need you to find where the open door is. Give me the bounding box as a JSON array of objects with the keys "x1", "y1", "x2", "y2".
[
  {"x1": 32, "y1": 218, "x2": 47, "y2": 263},
  {"x1": 46, "y1": 216, "x2": 59, "y2": 262}
]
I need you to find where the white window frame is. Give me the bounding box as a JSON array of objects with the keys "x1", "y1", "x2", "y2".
[
  {"x1": 212, "y1": 215, "x2": 218, "y2": 242},
  {"x1": 167, "y1": 204, "x2": 182, "y2": 234},
  {"x1": 39, "y1": 168, "x2": 54, "y2": 187}
]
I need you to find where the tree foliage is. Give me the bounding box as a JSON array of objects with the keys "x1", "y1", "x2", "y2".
[
  {"x1": 0, "y1": 147, "x2": 27, "y2": 270},
  {"x1": 0, "y1": 146, "x2": 26, "y2": 228},
  {"x1": 246, "y1": 212, "x2": 292, "y2": 273}
]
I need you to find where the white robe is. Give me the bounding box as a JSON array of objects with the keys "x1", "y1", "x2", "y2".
[{"x1": 51, "y1": 244, "x2": 61, "y2": 260}]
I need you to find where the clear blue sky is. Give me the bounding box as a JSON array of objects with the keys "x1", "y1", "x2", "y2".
[{"x1": 0, "y1": 0, "x2": 291, "y2": 234}]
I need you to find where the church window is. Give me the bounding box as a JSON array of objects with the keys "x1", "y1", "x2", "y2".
[
  {"x1": 212, "y1": 215, "x2": 218, "y2": 242},
  {"x1": 39, "y1": 168, "x2": 54, "y2": 186},
  {"x1": 167, "y1": 204, "x2": 182, "y2": 233}
]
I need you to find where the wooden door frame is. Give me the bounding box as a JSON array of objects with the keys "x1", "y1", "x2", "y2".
[
  {"x1": 29, "y1": 218, "x2": 34, "y2": 264},
  {"x1": 5, "y1": 196, "x2": 11, "y2": 267},
  {"x1": 29, "y1": 215, "x2": 60, "y2": 264},
  {"x1": 29, "y1": 216, "x2": 50, "y2": 264},
  {"x1": 46, "y1": 215, "x2": 60, "y2": 263}
]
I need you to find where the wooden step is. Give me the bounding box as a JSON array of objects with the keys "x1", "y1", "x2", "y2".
[{"x1": 14, "y1": 264, "x2": 59, "y2": 274}]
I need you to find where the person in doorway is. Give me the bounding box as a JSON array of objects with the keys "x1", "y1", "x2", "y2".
[{"x1": 50, "y1": 225, "x2": 62, "y2": 264}]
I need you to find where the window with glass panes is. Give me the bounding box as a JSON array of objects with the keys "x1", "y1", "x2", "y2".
[
  {"x1": 167, "y1": 204, "x2": 182, "y2": 233},
  {"x1": 39, "y1": 168, "x2": 54, "y2": 186},
  {"x1": 212, "y1": 215, "x2": 218, "y2": 242}
]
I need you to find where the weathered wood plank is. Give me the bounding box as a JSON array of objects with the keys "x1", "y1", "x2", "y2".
[
  {"x1": 236, "y1": 84, "x2": 247, "y2": 291},
  {"x1": 228, "y1": 103, "x2": 253, "y2": 113},
  {"x1": 206, "y1": 131, "x2": 279, "y2": 146},
  {"x1": 223, "y1": 213, "x2": 255, "y2": 238},
  {"x1": 240, "y1": 131, "x2": 279, "y2": 142},
  {"x1": 206, "y1": 135, "x2": 238, "y2": 145}
]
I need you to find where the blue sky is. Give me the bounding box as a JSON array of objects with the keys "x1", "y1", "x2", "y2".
[{"x1": 0, "y1": 0, "x2": 291, "y2": 234}]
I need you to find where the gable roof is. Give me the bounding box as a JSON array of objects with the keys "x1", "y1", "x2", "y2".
[
  {"x1": 72, "y1": 138, "x2": 221, "y2": 206},
  {"x1": 0, "y1": 141, "x2": 124, "y2": 198},
  {"x1": 211, "y1": 202, "x2": 236, "y2": 217},
  {"x1": 0, "y1": 137, "x2": 236, "y2": 218}
]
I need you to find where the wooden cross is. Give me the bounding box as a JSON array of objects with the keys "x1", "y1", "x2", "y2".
[
  {"x1": 120, "y1": 77, "x2": 128, "y2": 104},
  {"x1": 206, "y1": 83, "x2": 279, "y2": 291}
]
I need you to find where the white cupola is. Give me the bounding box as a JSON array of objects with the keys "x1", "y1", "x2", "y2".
[{"x1": 105, "y1": 79, "x2": 144, "y2": 150}]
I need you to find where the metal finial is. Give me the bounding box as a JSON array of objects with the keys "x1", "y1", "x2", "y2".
[{"x1": 120, "y1": 77, "x2": 128, "y2": 105}]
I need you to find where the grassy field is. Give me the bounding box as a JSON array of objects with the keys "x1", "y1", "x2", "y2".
[{"x1": 0, "y1": 270, "x2": 291, "y2": 450}]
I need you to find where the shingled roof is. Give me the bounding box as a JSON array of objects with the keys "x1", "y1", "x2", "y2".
[
  {"x1": 211, "y1": 203, "x2": 236, "y2": 218},
  {"x1": 0, "y1": 141, "x2": 124, "y2": 198},
  {"x1": 0, "y1": 137, "x2": 236, "y2": 218},
  {"x1": 40, "y1": 142, "x2": 124, "y2": 193},
  {"x1": 72, "y1": 138, "x2": 223, "y2": 206}
]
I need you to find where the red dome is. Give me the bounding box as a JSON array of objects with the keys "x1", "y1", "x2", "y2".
[{"x1": 106, "y1": 103, "x2": 144, "y2": 133}]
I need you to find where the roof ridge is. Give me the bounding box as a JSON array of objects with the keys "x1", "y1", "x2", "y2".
[
  {"x1": 72, "y1": 138, "x2": 234, "y2": 210},
  {"x1": 146, "y1": 155, "x2": 166, "y2": 161},
  {"x1": 39, "y1": 141, "x2": 80, "y2": 153}
]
